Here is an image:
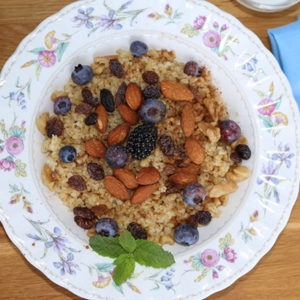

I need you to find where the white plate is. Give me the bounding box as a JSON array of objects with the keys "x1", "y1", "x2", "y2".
[
  {"x1": 0, "y1": 0, "x2": 299, "y2": 299},
  {"x1": 237, "y1": 0, "x2": 300, "y2": 12}
]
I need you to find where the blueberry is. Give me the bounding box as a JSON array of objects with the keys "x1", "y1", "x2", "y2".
[
  {"x1": 174, "y1": 224, "x2": 199, "y2": 246},
  {"x1": 95, "y1": 218, "x2": 119, "y2": 237},
  {"x1": 54, "y1": 96, "x2": 72, "y2": 115},
  {"x1": 105, "y1": 145, "x2": 128, "y2": 168},
  {"x1": 184, "y1": 61, "x2": 202, "y2": 77},
  {"x1": 130, "y1": 40, "x2": 148, "y2": 57},
  {"x1": 236, "y1": 144, "x2": 251, "y2": 160},
  {"x1": 183, "y1": 183, "x2": 206, "y2": 206},
  {"x1": 71, "y1": 64, "x2": 94, "y2": 85},
  {"x1": 219, "y1": 119, "x2": 241, "y2": 143},
  {"x1": 59, "y1": 145, "x2": 77, "y2": 163},
  {"x1": 195, "y1": 211, "x2": 212, "y2": 225},
  {"x1": 143, "y1": 85, "x2": 161, "y2": 99},
  {"x1": 139, "y1": 98, "x2": 166, "y2": 123}
]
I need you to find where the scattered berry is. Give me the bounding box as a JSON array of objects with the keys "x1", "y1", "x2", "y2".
[
  {"x1": 127, "y1": 124, "x2": 158, "y2": 160},
  {"x1": 73, "y1": 206, "x2": 95, "y2": 219},
  {"x1": 96, "y1": 218, "x2": 119, "y2": 237},
  {"x1": 183, "y1": 183, "x2": 206, "y2": 206},
  {"x1": 230, "y1": 152, "x2": 242, "y2": 163},
  {"x1": 74, "y1": 216, "x2": 93, "y2": 229},
  {"x1": 82, "y1": 88, "x2": 99, "y2": 107},
  {"x1": 236, "y1": 144, "x2": 251, "y2": 160},
  {"x1": 185, "y1": 215, "x2": 199, "y2": 227},
  {"x1": 105, "y1": 145, "x2": 128, "y2": 168},
  {"x1": 109, "y1": 59, "x2": 123, "y2": 78},
  {"x1": 46, "y1": 117, "x2": 63, "y2": 138},
  {"x1": 195, "y1": 211, "x2": 212, "y2": 225},
  {"x1": 174, "y1": 224, "x2": 199, "y2": 246},
  {"x1": 84, "y1": 113, "x2": 98, "y2": 125},
  {"x1": 173, "y1": 146, "x2": 186, "y2": 160},
  {"x1": 165, "y1": 181, "x2": 184, "y2": 195},
  {"x1": 100, "y1": 89, "x2": 115, "y2": 112},
  {"x1": 71, "y1": 64, "x2": 94, "y2": 85},
  {"x1": 219, "y1": 119, "x2": 241, "y2": 143},
  {"x1": 158, "y1": 135, "x2": 175, "y2": 156},
  {"x1": 127, "y1": 222, "x2": 147, "y2": 240},
  {"x1": 54, "y1": 96, "x2": 72, "y2": 115},
  {"x1": 139, "y1": 98, "x2": 166, "y2": 123},
  {"x1": 59, "y1": 145, "x2": 77, "y2": 163},
  {"x1": 184, "y1": 61, "x2": 202, "y2": 77},
  {"x1": 143, "y1": 85, "x2": 161, "y2": 99},
  {"x1": 130, "y1": 40, "x2": 148, "y2": 57},
  {"x1": 87, "y1": 162, "x2": 105, "y2": 180},
  {"x1": 142, "y1": 71, "x2": 159, "y2": 84}
]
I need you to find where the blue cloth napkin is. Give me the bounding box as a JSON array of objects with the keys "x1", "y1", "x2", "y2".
[{"x1": 268, "y1": 16, "x2": 300, "y2": 108}]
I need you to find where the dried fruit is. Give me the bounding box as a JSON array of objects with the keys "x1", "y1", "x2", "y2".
[
  {"x1": 82, "y1": 88, "x2": 99, "y2": 107},
  {"x1": 125, "y1": 83, "x2": 142, "y2": 111},
  {"x1": 100, "y1": 89, "x2": 115, "y2": 112},
  {"x1": 195, "y1": 211, "x2": 212, "y2": 225},
  {"x1": 91, "y1": 204, "x2": 108, "y2": 217},
  {"x1": 68, "y1": 175, "x2": 87, "y2": 191},
  {"x1": 177, "y1": 164, "x2": 199, "y2": 175},
  {"x1": 169, "y1": 172, "x2": 197, "y2": 186},
  {"x1": 142, "y1": 85, "x2": 160, "y2": 99},
  {"x1": 107, "y1": 123, "x2": 130, "y2": 146},
  {"x1": 73, "y1": 206, "x2": 95, "y2": 219},
  {"x1": 136, "y1": 166, "x2": 160, "y2": 185},
  {"x1": 173, "y1": 146, "x2": 186, "y2": 160},
  {"x1": 165, "y1": 181, "x2": 184, "y2": 194},
  {"x1": 181, "y1": 103, "x2": 195, "y2": 137},
  {"x1": 142, "y1": 71, "x2": 159, "y2": 85},
  {"x1": 185, "y1": 215, "x2": 199, "y2": 227},
  {"x1": 46, "y1": 117, "x2": 63, "y2": 138},
  {"x1": 109, "y1": 59, "x2": 123, "y2": 78},
  {"x1": 131, "y1": 183, "x2": 158, "y2": 204},
  {"x1": 185, "y1": 138, "x2": 205, "y2": 165},
  {"x1": 158, "y1": 135, "x2": 175, "y2": 156},
  {"x1": 95, "y1": 104, "x2": 108, "y2": 133},
  {"x1": 160, "y1": 80, "x2": 194, "y2": 101},
  {"x1": 115, "y1": 82, "x2": 127, "y2": 106},
  {"x1": 75, "y1": 102, "x2": 93, "y2": 114},
  {"x1": 117, "y1": 104, "x2": 139, "y2": 125},
  {"x1": 84, "y1": 113, "x2": 98, "y2": 126},
  {"x1": 230, "y1": 152, "x2": 242, "y2": 163},
  {"x1": 127, "y1": 222, "x2": 147, "y2": 240},
  {"x1": 74, "y1": 216, "x2": 93, "y2": 229},
  {"x1": 104, "y1": 175, "x2": 130, "y2": 200},
  {"x1": 162, "y1": 164, "x2": 176, "y2": 176},
  {"x1": 113, "y1": 168, "x2": 138, "y2": 189},
  {"x1": 85, "y1": 138, "x2": 106, "y2": 158},
  {"x1": 87, "y1": 162, "x2": 105, "y2": 180}
]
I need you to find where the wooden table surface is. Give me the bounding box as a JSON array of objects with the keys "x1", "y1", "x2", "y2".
[{"x1": 0, "y1": 0, "x2": 299, "y2": 299}]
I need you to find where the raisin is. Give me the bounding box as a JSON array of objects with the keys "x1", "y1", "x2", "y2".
[
  {"x1": 185, "y1": 215, "x2": 199, "y2": 227},
  {"x1": 87, "y1": 162, "x2": 104, "y2": 180},
  {"x1": 75, "y1": 102, "x2": 93, "y2": 114},
  {"x1": 67, "y1": 175, "x2": 87, "y2": 191},
  {"x1": 109, "y1": 59, "x2": 123, "y2": 78},
  {"x1": 85, "y1": 113, "x2": 98, "y2": 125},
  {"x1": 74, "y1": 216, "x2": 94, "y2": 229},
  {"x1": 127, "y1": 222, "x2": 147, "y2": 240},
  {"x1": 46, "y1": 117, "x2": 63, "y2": 138},
  {"x1": 158, "y1": 135, "x2": 175, "y2": 156},
  {"x1": 73, "y1": 206, "x2": 95, "y2": 219},
  {"x1": 165, "y1": 181, "x2": 183, "y2": 195},
  {"x1": 230, "y1": 152, "x2": 242, "y2": 163},
  {"x1": 91, "y1": 204, "x2": 108, "y2": 217},
  {"x1": 115, "y1": 82, "x2": 127, "y2": 106},
  {"x1": 100, "y1": 89, "x2": 115, "y2": 112},
  {"x1": 143, "y1": 85, "x2": 160, "y2": 99},
  {"x1": 142, "y1": 71, "x2": 159, "y2": 84},
  {"x1": 173, "y1": 146, "x2": 186, "y2": 160},
  {"x1": 162, "y1": 163, "x2": 176, "y2": 176},
  {"x1": 82, "y1": 88, "x2": 99, "y2": 107}
]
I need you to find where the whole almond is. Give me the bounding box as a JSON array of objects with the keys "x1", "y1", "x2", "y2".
[
  {"x1": 107, "y1": 123, "x2": 130, "y2": 146},
  {"x1": 125, "y1": 83, "x2": 142, "y2": 111},
  {"x1": 160, "y1": 80, "x2": 194, "y2": 101},
  {"x1": 181, "y1": 103, "x2": 195, "y2": 137},
  {"x1": 169, "y1": 172, "x2": 197, "y2": 186},
  {"x1": 185, "y1": 138, "x2": 206, "y2": 165},
  {"x1": 113, "y1": 168, "x2": 138, "y2": 189},
  {"x1": 117, "y1": 104, "x2": 139, "y2": 125},
  {"x1": 104, "y1": 175, "x2": 130, "y2": 201},
  {"x1": 136, "y1": 166, "x2": 160, "y2": 185},
  {"x1": 95, "y1": 104, "x2": 108, "y2": 133},
  {"x1": 131, "y1": 184, "x2": 159, "y2": 204},
  {"x1": 85, "y1": 138, "x2": 106, "y2": 158},
  {"x1": 177, "y1": 163, "x2": 199, "y2": 175}
]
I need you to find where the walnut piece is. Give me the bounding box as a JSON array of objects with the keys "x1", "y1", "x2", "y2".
[
  {"x1": 198, "y1": 122, "x2": 221, "y2": 143},
  {"x1": 208, "y1": 179, "x2": 238, "y2": 198},
  {"x1": 41, "y1": 164, "x2": 55, "y2": 191},
  {"x1": 36, "y1": 112, "x2": 49, "y2": 136},
  {"x1": 226, "y1": 166, "x2": 250, "y2": 182}
]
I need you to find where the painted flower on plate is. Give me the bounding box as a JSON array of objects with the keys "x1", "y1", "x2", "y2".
[
  {"x1": 45, "y1": 31, "x2": 56, "y2": 49},
  {"x1": 38, "y1": 50, "x2": 56, "y2": 68},
  {"x1": 203, "y1": 30, "x2": 221, "y2": 48},
  {"x1": 272, "y1": 112, "x2": 288, "y2": 126},
  {"x1": 257, "y1": 161, "x2": 279, "y2": 185},
  {"x1": 73, "y1": 7, "x2": 95, "y2": 29},
  {"x1": 193, "y1": 16, "x2": 206, "y2": 30},
  {"x1": 53, "y1": 253, "x2": 79, "y2": 275},
  {"x1": 224, "y1": 246, "x2": 237, "y2": 263},
  {"x1": 257, "y1": 98, "x2": 276, "y2": 116},
  {"x1": 92, "y1": 275, "x2": 111, "y2": 288},
  {"x1": 5, "y1": 136, "x2": 24, "y2": 155},
  {"x1": 0, "y1": 158, "x2": 16, "y2": 171},
  {"x1": 201, "y1": 249, "x2": 220, "y2": 267},
  {"x1": 271, "y1": 143, "x2": 294, "y2": 168}
]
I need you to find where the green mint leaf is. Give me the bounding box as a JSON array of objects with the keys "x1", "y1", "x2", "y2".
[
  {"x1": 118, "y1": 231, "x2": 136, "y2": 253},
  {"x1": 113, "y1": 254, "x2": 135, "y2": 285},
  {"x1": 133, "y1": 239, "x2": 175, "y2": 268},
  {"x1": 89, "y1": 235, "x2": 127, "y2": 258}
]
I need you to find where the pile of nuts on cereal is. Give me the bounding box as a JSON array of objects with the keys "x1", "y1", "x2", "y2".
[{"x1": 37, "y1": 40, "x2": 251, "y2": 246}]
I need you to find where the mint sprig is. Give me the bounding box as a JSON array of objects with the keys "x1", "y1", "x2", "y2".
[{"x1": 89, "y1": 231, "x2": 175, "y2": 285}]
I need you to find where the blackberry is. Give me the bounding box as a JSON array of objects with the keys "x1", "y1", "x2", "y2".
[
  {"x1": 127, "y1": 124, "x2": 158, "y2": 160},
  {"x1": 127, "y1": 222, "x2": 147, "y2": 240}
]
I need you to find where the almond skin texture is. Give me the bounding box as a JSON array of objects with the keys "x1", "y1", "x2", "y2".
[
  {"x1": 85, "y1": 138, "x2": 106, "y2": 158},
  {"x1": 136, "y1": 166, "x2": 160, "y2": 185},
  {"x1": 113, "y1": 168, "x2": 138, "y2": 189},
  {"x1": 185, "y1": 138, "x2": 206, "y2": 165},
  {"x1": 160, "y1": 80, "x2": 194, "y2": 101},
  {"x1": 95, "y1": 104, "x2": 108, "y2": 133},
  {"x1": 107, "y1": 123, "x2": 130, "y2": 146},
  {"x1": 104, "y1": 175, "x2": 130, "y2": 201},
  {"x1": 125, "y1": 83, "x2": 142, "y2": 111},
  {"x1": 169, "y1": 172, "x2": 197, "y2": 186},
  {"x1": 131, "y1": 184, "x2": 159, "y2": 204},
  {"x1": 181, "y1": 103, "x2": 195, "y2": 137},
  {"x1": 177, "y1": 164, "x2": 199, "y2": 175},
  {"x1": 117, "y1": 104, "x2": 139, "y2": 125}
]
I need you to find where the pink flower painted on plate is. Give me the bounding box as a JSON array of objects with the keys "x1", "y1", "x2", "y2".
[
  {"x1": 21, "y1": 120, "x2": 26, "y2": 127},
  {"x1": 212, "y1": 270, "x2": 219, "y2": 279},
  {"x1": 203, "y1": 30, "x2": 221, "y2": 48},
  {"x1": 0, "y1": 158, "x2": 16, "y2": 171},
  {"x1": 193, "y1": 16, "x2": 206, "y2": 30},
  {"x1": 92, "y1": 275, "x2": 111, "y2": 288},
  {"x1": 224, "y1": 246, "x2": 237, "y2": 263},
  {"x1": 257, "y1": 98, "x2": 276, "y2": 116},
  {"x1": 213, "y1": 21, "x2": 219, "y2": 28},
  {"x1": 38, "y1": 50, "x2": 56, "y2": 67},
  {"x1": 201, "y1": 249, "x2": 220, "y2": 267},
  {"x1": 0, "y1": 147, "x2": 3, "y2": 153},
  {"x1": 5, "y1": 136, "x2": 24, "y2": 155},
  {"x1": 221, "y1": 24, "x2": 228, "y2": 31}
]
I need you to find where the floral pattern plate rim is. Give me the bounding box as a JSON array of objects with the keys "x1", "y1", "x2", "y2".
[{"x1": 0, "y1": 0, "x2": 299, "y2": 299}]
